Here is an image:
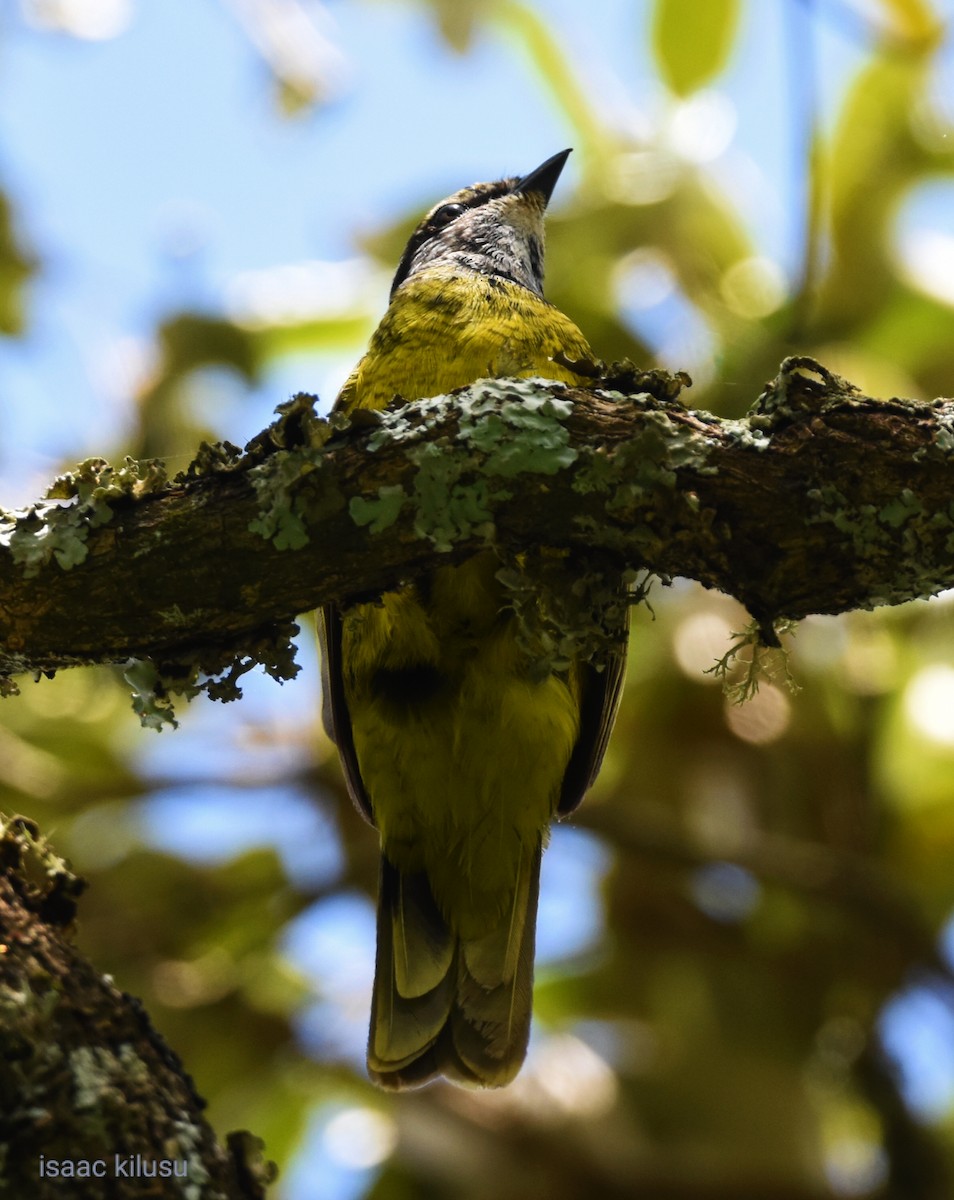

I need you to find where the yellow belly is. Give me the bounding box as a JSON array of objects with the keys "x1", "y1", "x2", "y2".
[
  {"x1": 341, "y1": 553, "x2": 581, "y2": 936},
  {"x1": 336, "y1": 265, "x2": 592, "y2": 414},
  {"x1": 337, "y1": 265, "x2": 592, "y2": 936}
]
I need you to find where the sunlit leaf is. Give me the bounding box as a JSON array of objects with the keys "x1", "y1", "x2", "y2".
[
  {"x1": 158, "y1": 314, "x2": 261, "y2": 382},
  {"x1": 0, "y1": 191, "x2": 37, "y2": 335},
  {"x1": 879, "y1": 0, "x2": 943, "y2": 44},
  {"x1": 817, "y1": 52, "x2": 935, "y2": 330},
  {"x1": 426, "y1": 0, "x2": 483, "y2": 51},
  {"x1": 652, "y1": 0, "x2": 742, "y2": 96}
]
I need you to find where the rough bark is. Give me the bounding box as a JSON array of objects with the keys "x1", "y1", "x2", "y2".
[
  {"x1": 0, "y1": 356, "x2": 951, "y2": 684},
  {"x1": 0, "y1": 817, "x2": 276, "y2": 1198}
]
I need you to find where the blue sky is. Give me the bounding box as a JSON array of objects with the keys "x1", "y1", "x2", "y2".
[{"x1": 0, "y1": 0, "x2": 894, "y2": 499}]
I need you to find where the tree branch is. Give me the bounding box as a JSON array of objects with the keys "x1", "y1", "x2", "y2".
[
  {"x1": 0, "y1": 816, "x2": 276, "y2": 1198},
  {"x1": 1, "y1": 356, "x2": 952, "y2": 683}
]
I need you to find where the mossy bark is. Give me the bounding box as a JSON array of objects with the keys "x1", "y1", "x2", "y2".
[
  {"x1": 0, "y1": 818, "x2": 275, "y2": 1199},
  {"x1": 1, "y1": 357, "x2": 952, "y2": 682}
]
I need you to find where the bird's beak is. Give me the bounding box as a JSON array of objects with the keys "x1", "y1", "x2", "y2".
[{"x1": 512, "y1": 149, "x2": 572, "y2": 207}]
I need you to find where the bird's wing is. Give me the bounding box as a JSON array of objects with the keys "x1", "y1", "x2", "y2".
[
  {"x1": 318, "y1": 604, "x2": 375, "y2": 824},
  {"x1": 557, "y1": 604, "x2": 630, "y2": 816}
]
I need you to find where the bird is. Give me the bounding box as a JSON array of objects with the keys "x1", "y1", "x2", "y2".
[{"x1": 319, "y1": 150, "x2": 628, "y2": 1090}]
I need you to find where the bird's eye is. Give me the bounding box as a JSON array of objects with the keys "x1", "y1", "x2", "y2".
[{"x1": 431, "y1": 202, "x2": 466, "y2": 229}]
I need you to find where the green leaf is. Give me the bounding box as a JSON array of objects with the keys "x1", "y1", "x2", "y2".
[
  {"x1": 652, "y1": 0, "x2": 742, "y2": 96},
  {"x1": 817, "y1": 52, "x2": 933, "y2": 330},
  {"x1": 879, "y1": 0, "x2": 942, "y2": 44}
]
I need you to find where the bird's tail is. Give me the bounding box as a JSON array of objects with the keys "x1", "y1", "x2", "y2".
[{"x1": 367, "y1": 844, "x2": 541, "y2": 1090}]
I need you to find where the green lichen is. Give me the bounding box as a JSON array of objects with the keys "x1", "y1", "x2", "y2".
[
  {"x1": 0, "y1": 815, "x2": 85, "y2": 934},
  {"x1": 123, "y1": 660, "x2": 179, "y2": 731},
  {"x1": 407, "y1": 441, "x2": 504, "y2": 552},
  {"x1": 804, "y1": 478, "x2": 954, "y2": 609},
  {"x1": 349, "y1": 485, "x2": 407, "y2": 534},
  {"x1": 924, "y1": 407, "x2": 954, "y2": 460},
  {"x1": 46, "y1": 456, "x2": 169, "y2": 505},
  {"x1": 247, "y1": 448, "x2": 345, "y2": 551},
  {"x1": 571, "y1": 408, "x2": 707, "y2": 561},
  {"x1": 720, "y1": 417, "x2": 773, "y2": 451},
  {"x1": 121, "y1": 623, "x2": 301, "y2": 730},
  {"x1": 705, "y1": 619, "x2": 801, "y2": 703},
  {"x1": 942, "y1": 502, "x2": 954, "y2": 555},
  {"x1": 365, "y1": 394, "x2": 446, "y2": 452},
  {"x1": 174, "y1": 439, "x2": 244, "y2": 481},
  {"x1": 605, "y1": 424, "x2": 675, "y2": 509},
  {"x1": 70, "y1": 1045, "x2": 128, "y2": 1111},
  {"x1": 246, "y1": 394, "x2": 343, "y2": 551},
  {"x1": 455, "y1": 381, "x2": 577, "y2": 477},
  {"x1": 247, "y1": 456, "x2": 312, "y2": 551},
  {"x1": 878, "y1": 488, "x2": 923, "y2": 529},
  {"x1": 243, "y1": 391, "x2": 330, "y2": 458},
  {"x1": 495, "y1": 549, "x2": 637, "y2": 681},
  {"x1": 350, "y1": 380, "x2": 584, "y2": 552},
  {"x1": 749, "y1": 357, "x2": 855, "y2": 421},
  {"x1": 571, "y1": 448, "x2": 617, "y2": 494},
  {"x1": 172, "y1": 1117, "x2": 215, "y2": 1200},
  {"x1": 573, "y1": 409, "x2": 703, "y2": 509},
  {"x1": 157, "y1": 600, "x2": 190, "y2": 628},
  {"x1": 1, "y1": 456, "x2": 167, "y2": 578},
  {"x1": 806, "y1": 484, "x2": 888, "y2": 555},
  {"x1": 926, "y1": 429, "x2": 954, "y2": 456},
  {"x1": 807, "y1": 482, "x2": 934, "y2": 600}
]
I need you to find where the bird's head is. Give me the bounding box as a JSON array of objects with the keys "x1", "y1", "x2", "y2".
[{"x1": 389, "y1": 149, "x2": 572, "y2": 300}]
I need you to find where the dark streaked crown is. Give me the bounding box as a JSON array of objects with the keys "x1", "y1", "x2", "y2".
[{"x1": 389, "y1": 151, "x2": 571, "y2": 300}]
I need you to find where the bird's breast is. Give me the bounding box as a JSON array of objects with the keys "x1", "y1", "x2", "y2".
[{"x1": 344, "y1": 267, "x2": 591, "y2": 412}]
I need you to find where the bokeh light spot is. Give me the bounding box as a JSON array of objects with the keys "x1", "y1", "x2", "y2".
[
  {"x1": 323, "y1": 1107, "x2": 397, "y2": 1171},
  {"x1": 904, "y1": 665, "x2": 954, "y2": 744},
  {"x1": 673, "y1": 611, "x2": 734, "y2": 680},
  {"x1": 724, "y1": 684, "x2": 791, "y2": 745}
]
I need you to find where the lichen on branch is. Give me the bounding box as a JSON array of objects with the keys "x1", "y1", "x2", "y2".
[{"x1": 0, "y1": 357, "x2": 952, "y2": 723}]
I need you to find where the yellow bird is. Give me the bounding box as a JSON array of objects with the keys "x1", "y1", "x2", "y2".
[{"x1": 320, "y1": 150, "x2": 627, "y2": 1089}]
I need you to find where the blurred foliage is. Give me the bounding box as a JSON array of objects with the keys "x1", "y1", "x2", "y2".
[
  {"x1": 0, "y1": 191, "x2": 36, "y2": 337},
  {"x1": 6, "y1": 1, "x2": 954, "y2": 1199},
  {"x1": 653, "y1": 0, "x2": 742, "y2": 96}
]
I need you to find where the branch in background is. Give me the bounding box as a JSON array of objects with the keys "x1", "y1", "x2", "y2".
[{"x1": 0, "y1": 816, "x2": 276, "y2": 1198}]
